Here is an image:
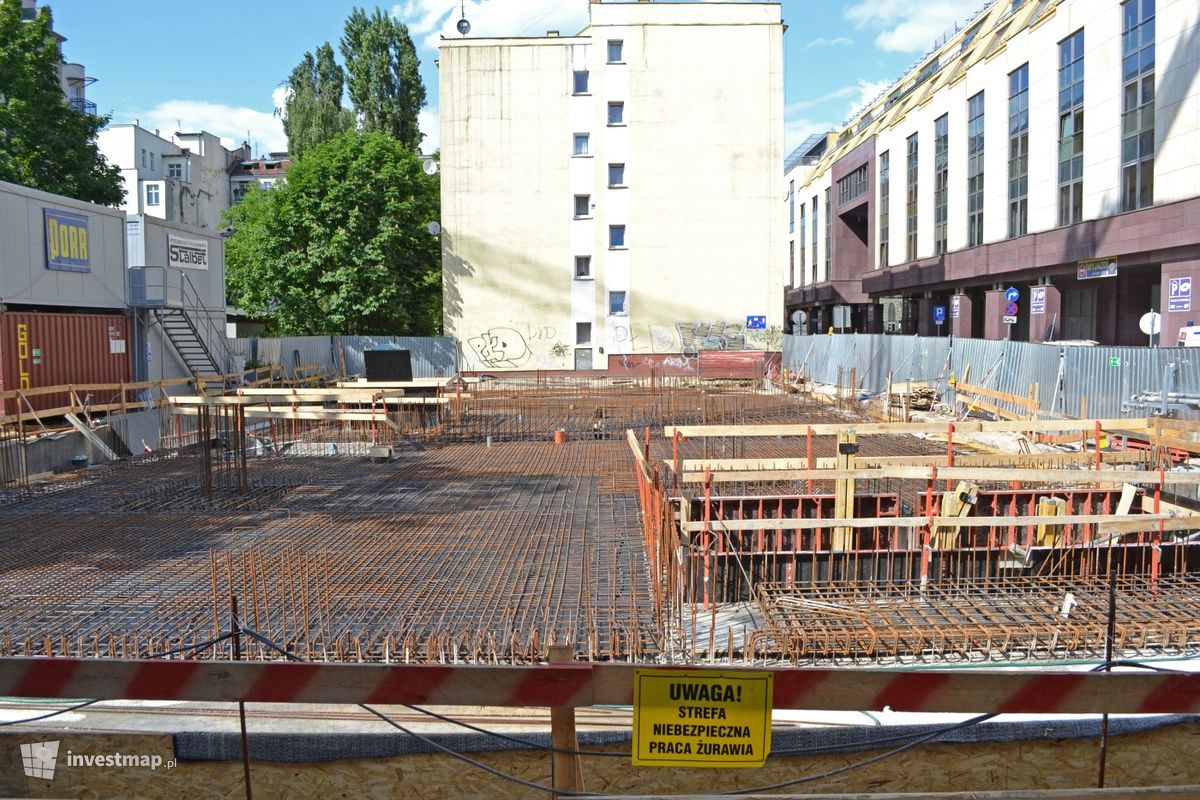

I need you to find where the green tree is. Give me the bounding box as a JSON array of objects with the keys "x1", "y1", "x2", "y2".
[
  {"x1": 280, "y1": 42, "x2": 354, "y2": 160},
  {"x1": 224, "y1": 130, "x2": 440, "y2": 336},
  {"x1": 0, "y1": 3, "x2": 122, "y2": 205},
  {"x1": 340, "y1": 7, "x2": 425, "y2": 150}
]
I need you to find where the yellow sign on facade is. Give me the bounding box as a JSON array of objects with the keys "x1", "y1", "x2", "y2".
[{"x1": 632, "y1": 669, "x2": 772, "y2": 768}]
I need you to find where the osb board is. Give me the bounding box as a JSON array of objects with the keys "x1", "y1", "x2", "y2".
[{"x1": 3, "y1": 725, "x2": 1200, "y2": 799}]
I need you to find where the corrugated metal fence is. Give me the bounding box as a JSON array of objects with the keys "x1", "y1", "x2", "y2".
[
  {"x1": 225, "y1": 336, "x2": 458, "y2": 379},
  {"x1": 783, "y1": 334, "x2": 1200, "y2": 420}
]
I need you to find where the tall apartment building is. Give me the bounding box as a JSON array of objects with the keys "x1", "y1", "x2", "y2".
[
  {"x1": 97, "y1": 126, "x2": 250, "y2": 232},
  {"x1": 785, "y1": 0, "x2": 1200, "y2": 345},
  {"x1": 441, "y1": 0, "x2": 784, "y2": 372},
  {"x1": 16, "y1": 0, "x2": 96, "y2": 114}
]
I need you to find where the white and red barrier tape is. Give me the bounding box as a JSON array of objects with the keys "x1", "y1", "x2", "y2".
[{"x1": 2, "y1": 659, "x2": 1200, "y2": 714}]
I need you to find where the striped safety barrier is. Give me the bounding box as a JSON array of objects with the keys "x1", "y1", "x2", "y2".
[{"x1": 2, "y1": 659, "x2": 1200, "y2": 714}]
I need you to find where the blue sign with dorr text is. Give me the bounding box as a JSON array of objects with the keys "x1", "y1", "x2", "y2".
[{"x1": 44, "y1": 208, "x2": 91, "y2": 272}]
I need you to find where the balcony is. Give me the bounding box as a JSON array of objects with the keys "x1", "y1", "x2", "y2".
[{"x1": 68, "y1": 97, "x2": 97, "y2": 116}]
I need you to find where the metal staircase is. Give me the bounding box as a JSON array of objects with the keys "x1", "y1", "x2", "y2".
[{"x1": 129, "y1": 266, "x2": 231, "y2": 378}]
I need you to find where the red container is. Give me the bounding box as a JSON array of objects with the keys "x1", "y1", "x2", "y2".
[{"x1": 0, "y1": 311, "x2": 132, "y2": 416}]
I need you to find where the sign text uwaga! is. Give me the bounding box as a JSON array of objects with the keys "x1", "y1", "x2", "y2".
[{"x1": 632, "y1": 670, "x2": 773, "y2": 768}]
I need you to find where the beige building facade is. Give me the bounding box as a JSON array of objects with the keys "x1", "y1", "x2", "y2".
[{"x1": 440, "y1": 0, "x2": 784, "y2": 372}]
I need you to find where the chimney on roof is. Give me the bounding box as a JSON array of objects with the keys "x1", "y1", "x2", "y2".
[{"x1": 547, "y1": 30, "x2": 559, "y2": 36}]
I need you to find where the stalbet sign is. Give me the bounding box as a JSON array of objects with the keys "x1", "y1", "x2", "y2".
[
  {"x1": 44, "y1": 209, "x2": 90, "y2": 272},
  {"x1": 632, "y1": 669, "x2": 772, "y2": 768},
  {"x1": 167, "y1": 234, "x2": 209, "y2": 270}
]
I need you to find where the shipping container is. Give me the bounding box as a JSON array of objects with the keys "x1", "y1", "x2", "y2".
[{"x1": 0, "y1": 311, "x2": 132, "y2": 417}]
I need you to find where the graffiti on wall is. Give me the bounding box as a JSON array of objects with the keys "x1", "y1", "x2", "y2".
[{"x1": 467, "y1": 327, "x2": 531, "y2": 369}]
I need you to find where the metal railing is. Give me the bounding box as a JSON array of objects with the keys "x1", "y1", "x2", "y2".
[{"x1": 129, "y1": 266, "x2": 233, "y2": 374}]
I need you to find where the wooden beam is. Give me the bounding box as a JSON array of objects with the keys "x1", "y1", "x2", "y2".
[
  {"x1": 171, "y1": 405, "x2": 400, "y2": 430},
  {"x1": 676, "y1": 451, "x2": 1150, "y2": 472},
  {"x1": 680, "y1": 467, "x2": 1200, "y2": 485},
  {"x1": 5, "y1": 658, "x2": 1200, "y2": 714},
  {"x1": 601, "y1": 787, "x2": 1200, "y2": 800},
  {"x1": 665, "y1": 419, "x2": 1153, "y2": 438},
  {"x1": 677, "y1": 513, "x2": 1199, "y2": 534}
]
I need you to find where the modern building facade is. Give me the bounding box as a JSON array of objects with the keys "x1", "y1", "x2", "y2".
[
  {"x1": 97, "y1": 125, "x2": 250, "y2": 233},
  {"x1": 785, "y1": 0, "x2": 1200, "y2": 345},
  {"x1": 441, "y1": 0, "x2": 784, "y2": 372}
]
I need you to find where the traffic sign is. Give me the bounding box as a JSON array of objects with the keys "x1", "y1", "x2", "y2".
[
  {"x1": 1004, "y1": 287, "x2": 1020, "y2": 303},
  {"x1": 1031, "y1": 286, "x2": 1047, "y2": 315},
  {"x1": 1170, "y1": 277, "x2": 1192, "y2": 313},
  {"x1": 951, "y1": 296, "x2": 960, "y2": 319},
  {"x1": 933, "y1": 306, "x2": 946, "y2": 325},
  {"x1": 1003, "y1": 315, "x2": 1018, "y2": 325},
  {"x1": 1004, "y1": 301, "x2": 1018, "y2": 316}
]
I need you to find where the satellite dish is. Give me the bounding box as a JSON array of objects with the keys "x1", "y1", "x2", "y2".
[
  {"x1": 1139, "y1": 311, "x2": 1162, "y2": 335},
  {"x1": 790, "y1": 309, "x2": 807, "y2": 327},
  {"x1": 456, "y1": 17, "x2": 471, "y2": 35},
  {"x1": 423, "y1": 159, "x2": 438, "y2": 175},
  {"x1": 427, "y1": 221, "x2": 441, "y2": 236}
]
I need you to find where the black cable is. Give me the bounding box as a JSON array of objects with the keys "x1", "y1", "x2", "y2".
[
  {"x1": 359, "y1": 703, "x2": 610, "y2": 797},
  {"x1": 144, "y1": 631, "x2": 237, "y2": 659},
  {"x1": 399, "y1": 702, "x2": 626, "y2": 758},
  {"x1": 0, "y1": 699, "x2": 100, "y2": 726},
  {"x1": 719, "y1": 713, "x2": 997, "y2": 795}
]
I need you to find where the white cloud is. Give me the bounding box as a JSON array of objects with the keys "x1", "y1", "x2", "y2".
[
  {"x1": 844, "y1": 78, "x2": 892, "y2": 119},
  {"x1": 392, "y1": 0, "x2": 589, "y2": 52},
  {"x1": 784, "y1": 116, "x2": 833, "y2": 156},
  {"x1": 802, "y1": 36, "x2": 854, "y2": 51},
  {"x1": 419, "y1": 106, "x2": 439, "y2": 153},
  {"x1": 130, "y1": 98, "x2": 287, "y2": 156},
  {"x1": 844, "y1": 0, "x2": 970, "y2": 53}
]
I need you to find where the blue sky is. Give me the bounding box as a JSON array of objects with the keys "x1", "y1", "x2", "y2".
[{"x1": 42, "y1": 0, "x2": 979, "y2": 157}]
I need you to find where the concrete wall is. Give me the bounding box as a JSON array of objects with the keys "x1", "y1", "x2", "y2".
[
  {"x1": 441, "y1": 1, "x2": 784, "y2": 371},
  {"x1": 0, "y1": 180, "x2": 127, "y2": 310}
]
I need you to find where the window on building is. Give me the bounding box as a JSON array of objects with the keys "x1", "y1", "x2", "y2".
[
  {"x1": 1058, "y1": 29, "x2": 1085, "y2": 226},
  {"x1": 167, "y1": 161, "x2": 183, "y2": 180},
  {"x1": 1008, "y1": 63, "x2": 1030, "y2": 237},
  {"x1": 575, "y1": 255, "x2": 592, "y2": 278},
  {"x1": 811, "y1": 195, "x2": 819, "y2": 281},
  {"x1": 145, "y1": 184, "x2": 160, "y2": 206},
  {"x1": 799, "y1": 203, "x2": 807, "y2": 283},
  {"x1": 824, "y1": 188, "x2": 831, "y2": 277},
  {"x1": 905, "y1": 134, "x2": 918, "y2": 261},
  {"x1": 607, "y1": 40, "x2": 623, "y2": 63},
  {"x1": 149, "y1": 152, "x2": 155, "y2": 170},
  {"x1": 140, "y1": 148, "x2": 147, "y2": 168},
  {"x1": 574, "y1": 194, "x2": 590, "y2": 218},
  {"x1": 607, "y1": 102, "x2": 624, "y2": 125},
  {"x1": 934, "y1": 114, "x2": 949, "y2": 255},
  {"x1": 967, "y1": 92, "x2": 985, "y2": 247},
  {"x1": 1121, "y1": 0, "x2": 1155, "y2": 212},
  {"x1": 788, "y1": 241, "x2": 795, "y2": 287},
  {"x1": 573, "y1": 70, "x2": 589, "y2": 94},
  {"x1": 878, "y1": 151, "x2": 890, "y2": 268},
  {"x1": 608, "y1": 291, "x2": 627, "y2": 315},
  {"x1": 608, "y1": 163, "x2": 625, "y2": 187},
  {"x1": 1011, "y1": 0, "x2": 1027, "y2": 10},
  {"x1": 788, "y1": 180, "x2": 795, "y2": 233},
  {"x1": 836, "y1": 164, "x2": 869, "y2": 206},
  {"x1": 576, "y1": 322, "x2": 592, "y2": 345},
  {"x1": 573, "y1": 133, "x2": 589, "y2": 156},
  {"x1": 609, "y1": 225, "x2": 626, "y2": 248}
]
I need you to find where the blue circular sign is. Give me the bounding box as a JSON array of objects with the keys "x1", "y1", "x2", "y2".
[
  {"x1": 1004, "y1": 301, "x2": 1019, "y2": 316},
  {"x1": 1004, "y1": 287, "x2": 1020, "y2": 303}
]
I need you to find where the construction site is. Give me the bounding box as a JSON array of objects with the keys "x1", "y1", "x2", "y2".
[{"x1": 4, "y1": 367, "x2": 1200, "y2": 797}]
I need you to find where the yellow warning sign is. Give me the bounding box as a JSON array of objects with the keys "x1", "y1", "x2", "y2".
[{"x1": 632, "y1": 669, "x2": 772, "y2": 768}]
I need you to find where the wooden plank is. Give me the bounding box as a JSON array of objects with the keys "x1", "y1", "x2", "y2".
[
  {"x1": 681, "y1": 466, "x2": 1200, "y2": 485},
  {"x1": 602, "y1": 787, "x2": 1200, "y2": 800},
  {"x1": 677, "y1": 513, "x2": 1199, "y2": 534},
  {"x1": 171, "y1": 405, "x2": 400, "y2": 430},
  {"x1": 233, "y1": 388, "x2": 407, "y2": 398},
  {"x1": 628, "y1": 428, "x2": 651, "y2": 481},
  {"x1": 4, "y1": 658, "x2": 1200, "y2": 714},
  {"x1": 64, "y1": 413, "x2": 119, "y2": 462},
  {"x1": 677, "y1": 451, "x2": 1149, "y2": 472},
  {"x1": 955, "y1": 380, "x2": 1038, "y2": 411},
  {"x1": 0, "y1": 400, "x2": 152, "y2": 426},
  {"x1": 170, "y1": 394, "x2": 439, "y2": 406},
  {"x1": 665, "y1": 419, "x2": 1153, "y2": 438}
]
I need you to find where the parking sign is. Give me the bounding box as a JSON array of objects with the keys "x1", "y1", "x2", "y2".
[
  {"x1": 1169, "y1": 277, "x2": 1192, "y2": 313},
  {"x1": 933, "y1": 306, "x2": 946, "y2": 325}
]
